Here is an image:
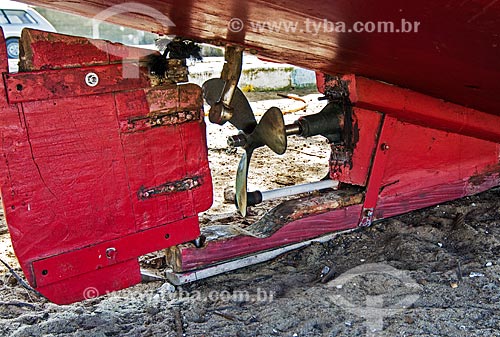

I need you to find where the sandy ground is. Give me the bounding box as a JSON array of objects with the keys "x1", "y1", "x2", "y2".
[{"x1": 0, "y1": 93, "x2": 499, "y2": 337}]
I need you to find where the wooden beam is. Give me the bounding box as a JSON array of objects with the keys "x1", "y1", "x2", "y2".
[
  {"x1": 165, "y1": 230, "x2": 355, "y2": 285},
  {"x1": 166, "y1": 199, "x2": 363, "y2": 272}
]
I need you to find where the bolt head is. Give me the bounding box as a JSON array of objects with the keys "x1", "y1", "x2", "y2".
[
  {"x1": 105, "y1": 247, "x2": 116, "y2": 259},
  {"x1": 85, "y1": 72, "x2": 99, "y2": 87}
]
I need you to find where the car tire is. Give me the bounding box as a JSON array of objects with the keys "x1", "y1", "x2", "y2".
[{"x1": 6, "y1": 38, "x2": 20, "y2": 59}]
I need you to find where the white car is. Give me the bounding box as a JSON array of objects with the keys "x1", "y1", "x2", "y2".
[{"x1": 0, "y1": 0, "x2": 56, "y2": 59}]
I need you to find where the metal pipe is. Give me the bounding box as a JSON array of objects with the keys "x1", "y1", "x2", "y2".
[
  {"x1": 285, "y1": 123, "x2": 301, "y2": 136},
  {"x1": 228, "y1": 123, "x2": 302, "y2": 148},
  {"x1": 247, "y1": 180, "x2": 339, "y2": 206}
]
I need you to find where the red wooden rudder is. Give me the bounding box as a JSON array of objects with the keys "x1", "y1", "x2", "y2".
[{"x1": 0, "y1": 29, "x2": 212, "y2": 304}]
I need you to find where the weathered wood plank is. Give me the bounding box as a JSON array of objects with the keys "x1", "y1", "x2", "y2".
[
  {"x1": 166, "y1": 203, "x2": 363, "y2": 272},
  {"x1": 245, "y1": 190, "x2": 363, "y2": 238},
  {"x1": 4, "y1": 64, "x2": 151, "y2": 103},
  {"x1": 165, "y1": 230, "x2": 354, "y2": 285},
  {"x1": 19, "y1": 29, "x2": 159, "y2": 72}
]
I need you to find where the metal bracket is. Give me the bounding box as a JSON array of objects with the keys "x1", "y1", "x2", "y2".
[
  {"x1": 120, "y1": 110, "x2": 201, "y2": 133},
  {"x1": 138, "y1": 176, "x2": 202, "y2": 200},
  {"x1": 359, "y1": 208, "x2": 374, "y2": 227},
  {"x1": 358, "y1": 116, "x2": 397, "y2": 226},
  {"x1": 208, "y1": 45, "x2": 244, "y2": 125}
]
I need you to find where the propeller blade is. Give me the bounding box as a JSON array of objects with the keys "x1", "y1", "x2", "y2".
[
  {"x1": 202, "y1": 78, "x2": 228, "y2": 110},
  {"x1": 202, "y1": 78, "x2": 257, "y2": 134},
  {"x1": 235, "y1": 150, "x2": 252, "y2": 216},
  {"x1": 234, "y1": 107, "x2": 287, "y2": 216},
  {"x1": 250, "y1": 107, "x2": 287, "y2": 155}
]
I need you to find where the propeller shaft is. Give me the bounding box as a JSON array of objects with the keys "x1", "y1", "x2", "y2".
[
  {"x1": 228, "y1": 102, "x2": 343, "y2": 150},
  {"x1": 228, "y1": 123, "x2": 301, "y2": 148}
]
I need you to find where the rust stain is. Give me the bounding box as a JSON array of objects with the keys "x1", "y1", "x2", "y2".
[
  {"x1": 469, "y1": 163, "x2": 500, "y2": 186},
  {"x1": 121, "y1": 109, "x2": 201, "y2": 133},
  {"x1": 137, "y1": 176, "x2": 203, "y2": 200}
]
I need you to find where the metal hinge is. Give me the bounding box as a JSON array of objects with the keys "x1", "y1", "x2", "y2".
[
  {"x1": 120, "y1": 110, "x2": 201, "y2": 133},
  {"x1": 138, "y1": 176, "x2": 202, "y2": 200}
]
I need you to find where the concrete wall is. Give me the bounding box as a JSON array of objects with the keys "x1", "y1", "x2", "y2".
[{"x1": 188, "y1": 56, "x2": 316, "y2": 91}]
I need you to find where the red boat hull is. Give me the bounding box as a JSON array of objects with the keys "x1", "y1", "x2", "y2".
[
  {"x1": 22, "y1": 0, "x2": 500, "y2": 116},
  {"x1": 0, "y1": 0, "x2": 499, "y2": 303}
]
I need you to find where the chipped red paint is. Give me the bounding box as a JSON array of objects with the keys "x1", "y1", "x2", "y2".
[
  {"x1": 329, "y1": 108, "x2": 382, "y2": 186},
  {"x1": 137, "y1": 176, "x2": 203, "y2": 200},
  {"x1": 120, "y1": 110, "x2": 201, "y2": 133},
  {"x1": 19, "y1": 29, "x2": 158, "y2": 71}
]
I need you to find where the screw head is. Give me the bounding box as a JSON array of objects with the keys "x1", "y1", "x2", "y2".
[
  {"x1": 85, "y1": 72, "x2": 99, "y2": 87},
  {"x1": 106, "y1": 247, "x2": 117, "y2": 259}
]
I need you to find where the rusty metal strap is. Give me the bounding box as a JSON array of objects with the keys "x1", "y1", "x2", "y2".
[
  {"x1": 138, "y1": 176, "x2": 202, "y2": 200},
  {"x1": 120, "y1": 110, "x2": 201, "y2": 133}
]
